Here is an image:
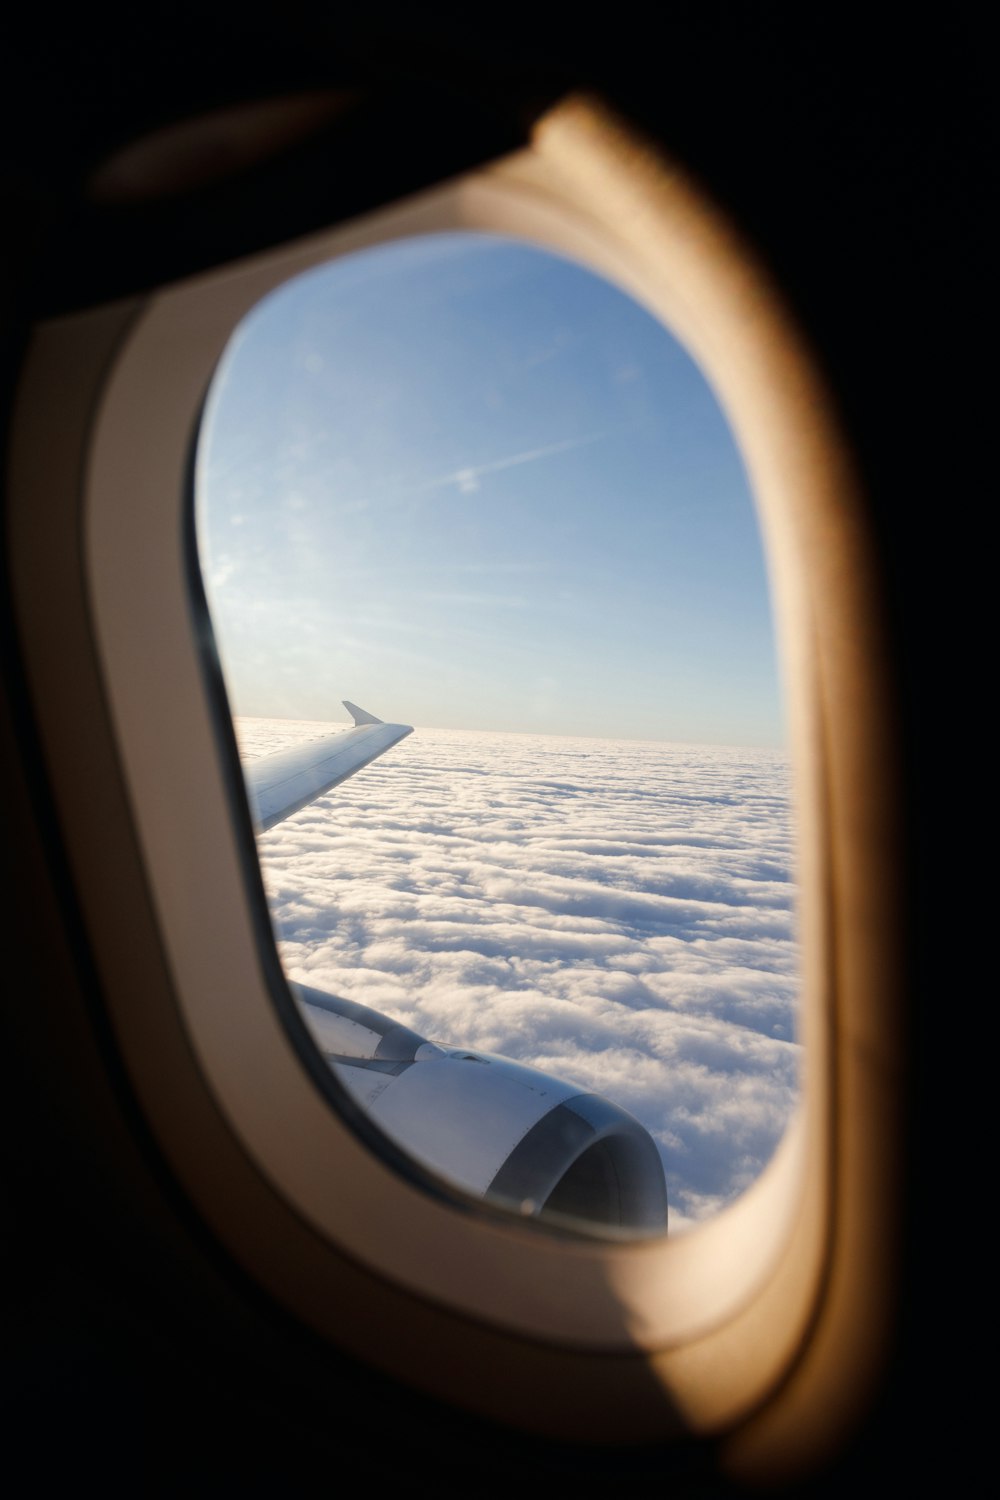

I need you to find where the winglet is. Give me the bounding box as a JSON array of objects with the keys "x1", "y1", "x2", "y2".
[{"x1": 343, "y1": 700, "x2": 384, "y2": 727}]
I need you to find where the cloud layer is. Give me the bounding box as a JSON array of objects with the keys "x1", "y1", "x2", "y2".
[{"x1": 238, "y1": 718, "x2": 800, "y2": 1230}]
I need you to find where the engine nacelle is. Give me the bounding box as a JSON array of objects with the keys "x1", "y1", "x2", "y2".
[{"x1": 295, "y1": 983, "x2": 668, "y2": 1235}]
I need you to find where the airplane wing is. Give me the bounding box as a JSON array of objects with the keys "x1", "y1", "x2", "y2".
[
  {"x1": 242, "y1": 700, "x2": 668, "y2": 1233},
  {"x1": 244, "y1": 701, "x2": 413, "y2": 832}
]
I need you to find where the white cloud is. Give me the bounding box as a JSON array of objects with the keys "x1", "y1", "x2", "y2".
[{"x1": 238, "y1": 718, "x2": 800, "y2": 1228}]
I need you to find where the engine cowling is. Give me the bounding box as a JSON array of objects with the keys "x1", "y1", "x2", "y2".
[{"x1": 295, "y1": 983, "x2": 668, "y2": 1235}]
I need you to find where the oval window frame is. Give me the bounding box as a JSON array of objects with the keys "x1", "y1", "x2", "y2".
[{"x1": 8, "y1": 96, "x2": 900, "y2": 1453}]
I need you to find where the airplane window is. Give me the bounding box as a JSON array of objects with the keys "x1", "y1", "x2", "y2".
[{"x1": 194, "y1": 231, "x2": 799, "y2": 1237}]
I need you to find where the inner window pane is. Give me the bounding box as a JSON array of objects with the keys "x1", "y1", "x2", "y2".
[{"x1": 195, "y1": 231, "x2": 799, "y2": 1235}]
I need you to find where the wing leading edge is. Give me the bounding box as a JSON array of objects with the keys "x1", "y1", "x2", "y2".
[{"x1": 245, "y1": 701, "x2": 413, "y2": 832}]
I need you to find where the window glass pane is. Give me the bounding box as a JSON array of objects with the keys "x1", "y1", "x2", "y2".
[{"x1": 195, "y1": 232, "x2": 798, "y2": 1236}]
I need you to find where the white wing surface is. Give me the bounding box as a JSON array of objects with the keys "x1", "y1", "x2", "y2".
[{"x1": 244, "y1": 701, "x2": 412, "y2": 832}]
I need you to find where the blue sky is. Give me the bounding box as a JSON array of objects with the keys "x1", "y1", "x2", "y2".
[{"x1": 197, "y1": 232, "x2": 784, "y2": 745}]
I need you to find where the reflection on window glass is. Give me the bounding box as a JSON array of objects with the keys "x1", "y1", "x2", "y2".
[{"x1": 195, "y1": 232, "x2": 799, "y2": 1236}]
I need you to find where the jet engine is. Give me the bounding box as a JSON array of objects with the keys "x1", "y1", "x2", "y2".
[{"x1": 295, "y1": 983, "x2": 668, "y2": 1235}]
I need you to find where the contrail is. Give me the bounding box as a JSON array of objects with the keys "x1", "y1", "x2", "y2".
[{"x1": 414, "y1": 426, "x2": 630, "y2": 497}]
